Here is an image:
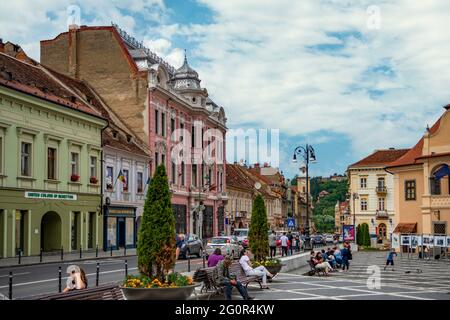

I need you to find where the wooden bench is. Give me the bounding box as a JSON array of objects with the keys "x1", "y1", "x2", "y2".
[
  {"x1": 307, "y1": 260, "x2": 327, "y2": 276},
  {"x1": 193, "y1": 262, "x2": 263, "y2": 298},
  {"x1": 28, "y1": 283, "x2": 124, "y2": 300}
]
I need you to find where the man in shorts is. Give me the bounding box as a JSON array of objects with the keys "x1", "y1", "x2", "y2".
[{"x1": 384, "y1": 249, "x2": 397, "y2": 271}]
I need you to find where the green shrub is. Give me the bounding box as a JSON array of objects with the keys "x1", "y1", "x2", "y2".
[{"x1": 248, "y1": 194, "x2": 269, "y2": 261}]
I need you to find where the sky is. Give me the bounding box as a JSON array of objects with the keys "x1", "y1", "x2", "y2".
[{"x1": 1, "y1": 0, "x2": 450, "y2": 179}]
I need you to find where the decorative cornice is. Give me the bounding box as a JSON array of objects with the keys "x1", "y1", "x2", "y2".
[
  {"x1": 17, "y1": 126, "x2": 39, "y2": 136},
  {"x1": 44, "y1": 133, "x2": 64, "y2": 143}
]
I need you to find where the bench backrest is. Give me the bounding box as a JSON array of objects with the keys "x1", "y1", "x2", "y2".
[{"x1": 31, "y1": 283, "x2": 123, "y2": 300}]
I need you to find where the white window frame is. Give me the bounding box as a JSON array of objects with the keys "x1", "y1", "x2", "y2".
[
  {"x1": 90, "y1": 155, "x2": 97, "y2": 178},
  {"x1": 360, "y1": 198, "x2": 368, "y2": 211},
  {"x1": 70, "y1": 152, "x2": 79, "y2": 176},
  {"x1": 20, "y1": 141, "x2": 33, "y2": 177},
  {"x1": 360, "y1": 177, "x2": 367, "y2": 189}
]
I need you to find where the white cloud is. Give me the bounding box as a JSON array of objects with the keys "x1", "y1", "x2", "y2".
[{"x1": 151, "y1": 0, "x2": 450, "y2": 160}]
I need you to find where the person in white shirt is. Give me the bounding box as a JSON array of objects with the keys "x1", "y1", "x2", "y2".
[
  {"x1": 280, "y1": 232, "x2": 289, "y2": 257},
  {"x1": 239, "y1": 249, "x2": 274, "y2": 289}
]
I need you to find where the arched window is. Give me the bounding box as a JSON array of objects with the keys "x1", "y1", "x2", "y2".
[{"x1": 378, "y1": 223, "x2": 387, "y2": 239}]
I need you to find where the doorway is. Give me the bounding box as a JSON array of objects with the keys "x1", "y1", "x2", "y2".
[
  {"x1": 15, "y1": 210, "x2": 26, "y2": 255},
  {"x1": 88, "y1": 212, "x2": 95, "y2": 249},
  {"x1": 118, "y1": 218, "x2": 125, "y2": 248},
  {"x1": 41, "y1": 211, "x2": 62, "y2": 252}
]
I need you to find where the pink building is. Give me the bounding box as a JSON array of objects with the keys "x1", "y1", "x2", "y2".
[{"x1": 40, "y1": 23, "x2": 228, "y2": 240}]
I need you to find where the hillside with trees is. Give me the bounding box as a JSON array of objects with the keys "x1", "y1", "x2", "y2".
[{"x1": 310, "y1": 177, "x2": 348, "y2": 233}]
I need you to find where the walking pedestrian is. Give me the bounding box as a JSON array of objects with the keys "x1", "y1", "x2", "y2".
[
  {"x1": 341, "y1": 243, "x2": 351, "y2": 272},
  {"x1": 287, "y1": 231, "x2": 294, "y2": 255},
  {"x1": 213, "y1": 255, "x2": 254, "y2": 300},
  {"x1": 384, "y1": 249, "x2": 397, "y2": 271},
  {"x1": 269, "y1": 230, "x2": 277, "y2": 258},
  {"x1": 280, "y1": 232, "x2": 289, "y2": 257},
  {"x1": 239, "y1": 249, "x2": 274, "y2": 289}
]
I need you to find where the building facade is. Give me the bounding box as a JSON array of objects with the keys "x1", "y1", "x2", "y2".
[
  {"x1": 40, "y1": 23, "x2": 228, "y2": 240},
  {"x1": 0, "y1": 52, "x2": 107, "y2": 258},
  {"x1": 334, "y1": 201, "x2": 351, "y2": 234},
  {"x1": 386, "y1": 106, "x2": 450, "y2": 237},
  {"x1": 348, "y1": 149, "x2": 409, "y2": 243}
]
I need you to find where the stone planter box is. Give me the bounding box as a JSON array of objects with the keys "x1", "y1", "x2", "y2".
[{"x1": 121, "y1": 284, "x2": 198, "y2": 300}]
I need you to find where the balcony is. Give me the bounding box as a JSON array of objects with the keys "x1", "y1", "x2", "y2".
[
  {"x1": 376, "y1": 186, "x2": 387, "y2": 195},
  {"x1": 430, "y1": 195, "x2": 450, "y2": 208},
  {"x1": 220, "y1": 192, "x2": 228, "y2": 200},
  {"x1": 376, "y1": 210, "x2": 389, "y2": 219}
]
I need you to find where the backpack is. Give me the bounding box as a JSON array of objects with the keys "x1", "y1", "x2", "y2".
[{"x1": 348, "y1": 250, "x2": 353, "y2": 260}]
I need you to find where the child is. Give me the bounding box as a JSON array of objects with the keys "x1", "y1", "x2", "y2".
[{"x1": 384, "y1": 250, "x2": 397, "y2": 271}]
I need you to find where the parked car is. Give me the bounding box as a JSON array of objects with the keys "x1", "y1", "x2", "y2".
[
  {"x1": 325, "y1": 234, "x2": 334, "y2": 243},
  {"x1": 178, "y1": 234, "x2": 203, "y2": 259},
  {"x1": 205, "y1": 236, "x2": 241, "y2": 259},
  {"x1": 233, "y1": 228, "x2": 249, "y2": 247},
  {"x1": 311, "y1": 235, "x2": 326, "y2": 246}
]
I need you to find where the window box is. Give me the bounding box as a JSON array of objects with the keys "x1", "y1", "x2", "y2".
[
  {"x1": 70, "y1": 174, "x2": 80, "y2": 182},
  {"x1": 90, "y1": 176, "x2": 98, "y2": 184}
]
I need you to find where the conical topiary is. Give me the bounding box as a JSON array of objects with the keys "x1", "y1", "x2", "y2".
[
  {"x1": 137, "y1": 165, "x2": 176, "y2": 280},
  {"x1": 248, "y1": 194, "x2": 269, "y2": 261}
]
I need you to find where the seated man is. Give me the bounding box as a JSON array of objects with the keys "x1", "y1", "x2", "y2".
[
  {"x1": 239, "y1": 249, "x2": 274, "y2": 289},
  {"x1": 213, "y1": 255, "x2": 254, "y2": 300}
]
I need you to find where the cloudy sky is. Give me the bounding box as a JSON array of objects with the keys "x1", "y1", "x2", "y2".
[{"x1": 1, "y1": 0, "x2": 450, "y2": 179}]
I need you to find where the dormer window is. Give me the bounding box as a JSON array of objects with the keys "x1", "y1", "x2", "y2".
[
  {"x1": 192, "y1": 97, "x2": 196, "y2": 103},
  {"x1": 126, "y1": 135, "x2": 132, "y2": 143},
  {"x1": 112, "y1": 130, "x2": 118, "y2": 139}
]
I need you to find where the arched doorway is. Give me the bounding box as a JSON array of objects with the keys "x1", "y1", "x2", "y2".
[
  {"x1": 378, "y1": 223, "x2": 387, "y2": 239},
  {"x1": 41, "y1": 212, "x2": 62, "y2": 252}
]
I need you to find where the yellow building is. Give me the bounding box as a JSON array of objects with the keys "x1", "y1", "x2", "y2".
[{"x1": 386, "y1": 105, "x2": 450, "y2": 236}]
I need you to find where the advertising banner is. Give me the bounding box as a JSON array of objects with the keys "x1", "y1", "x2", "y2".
[{"x1": 343, "y1": 225, "x2": 355, "y2": 241}]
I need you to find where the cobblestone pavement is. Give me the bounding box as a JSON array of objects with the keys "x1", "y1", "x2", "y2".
[{"x1": 192, "y1": 251, "x2": 450, "y2": 300}]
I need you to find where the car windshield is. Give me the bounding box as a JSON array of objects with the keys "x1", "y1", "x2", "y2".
[
  {"x1": 211, "y1": 238, "x2": 228, "y2": 244},
  {"x1": 234, "y1": 230, "x2": 248, "y2": 237}
]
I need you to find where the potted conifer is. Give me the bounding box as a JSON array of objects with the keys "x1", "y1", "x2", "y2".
[
  {"x1": 120, "y1": 165, "x2": 197, "y2": 300},
  {"x1": 248, "y1": 195, "x2": 283, "y2": 275}
]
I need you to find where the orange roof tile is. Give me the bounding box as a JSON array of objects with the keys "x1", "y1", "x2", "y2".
[{"x1": 349, "y1": 149, "x2": 410, "y2": 168}]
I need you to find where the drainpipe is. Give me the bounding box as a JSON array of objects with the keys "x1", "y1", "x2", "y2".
[{"x1": 100, "y1": 120, "x2": 110, "y2": 252}]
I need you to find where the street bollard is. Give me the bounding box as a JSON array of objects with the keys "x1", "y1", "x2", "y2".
[
  {"x1": 61, "y1": 246, "x2": 64, "y2": 261},
  {"x1": 40, "y1": 248, "x2": 43, "y2": 263},
  {"x1": 18, "y1": 251, "x2": 21, "y2": 265},
  {"x1": 58, "y1": 267, "x2": 62, "y2": 293},
  {"x1": 79, "y1": 244, "x2": 82, "y2": 259},
  {"x1": 96, "y1": 244, "x2": 98, "y2": 258},
  {"x1": 187, "y1": 253, "x2": 191, "y2": 272},
  {"x1": 125, "y1": 260, "x2": 128, "y2": 278},
  {"x1": 202, "y1": 250, "x2": 206, "y2": 268},
  {"x1": 9, "y1": 272, "x2": 13, "y2": 300},
  {"x1": 96, "y1": 263, "x2": 99, "y2": 287},
  {"x1": 110, "y1": 245, "x2": 113, "y2": 257}
]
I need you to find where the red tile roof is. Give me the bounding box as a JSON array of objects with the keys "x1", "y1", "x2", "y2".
[
  {"x1": 387, "y1": 115, "x2": 442, "y2": 168},
  {"x1": 349, "y1": 148, "x2": 410, "y2": 168},
  {"x1": 0, "y1": 53, "x2": 102, "y2": 118},
  {"x1": 393, "y1": 223, "x2": 417, "y2": 234}
]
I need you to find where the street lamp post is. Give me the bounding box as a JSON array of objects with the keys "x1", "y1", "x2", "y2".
[
  {"x1": 352, "y1": 192, "x2": 359, "y2": 245},
  {"x1": 293, "y1": 144, "x2": 316, "y2": 251}
]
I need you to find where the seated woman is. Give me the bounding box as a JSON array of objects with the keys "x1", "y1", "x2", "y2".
[
  {"x1": 333, "y1": 247, "x2": 343, "y2": 266},
  {"x1": 311, "y1": 253, "x2": 330, "y2": 276},
  {"x1": 208, "y1": 248, "x2": 225, "y2": 267}
]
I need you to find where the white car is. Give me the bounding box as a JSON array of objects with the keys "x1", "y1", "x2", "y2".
[
  {"x1": 205, "y1": 236, "x2": 241, "y2": 259},
  {"x1": 233, "y1": 228, "x2": 249, "y2": 247},
  {"x1": 325, "y1": 235, "x2": 334, "y2": 243}
]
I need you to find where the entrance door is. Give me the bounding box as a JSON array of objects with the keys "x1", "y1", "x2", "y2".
[
  {"x1": 15, "y1": 211, "x2": 26, "y2": 255},
  {"x1": 378, "y1": 223, "x2": 387, "y2": 239},
  {"x1": 71, "y1": 212, "x2": 80, "y2": 251},
  {"x1": 118, "y1": 218, "x2": 126, "y2": 248}
]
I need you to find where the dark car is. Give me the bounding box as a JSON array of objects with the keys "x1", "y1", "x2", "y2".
[
  {"x1": 311, "y1": 235, "x2": 326, "y2": 246},
  {"x1": 179, "y1": 234, "x2": 203, "y2": 259}
]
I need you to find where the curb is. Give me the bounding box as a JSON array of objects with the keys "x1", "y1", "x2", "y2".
[{"x1": 0, "y1": 254, "x2": 137, "y2": 270}]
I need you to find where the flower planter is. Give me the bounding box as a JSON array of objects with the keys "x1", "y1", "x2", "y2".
[
  {"x1": 121, "y1": 284, "x2": 198, "y2": 300},
  {"x1": 265, "y1": 265, "x2": 282, "y2": 275}
]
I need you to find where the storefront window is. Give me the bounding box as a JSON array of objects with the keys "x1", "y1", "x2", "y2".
[
  {"x1": 126, "y1": 218, "x2": 134, "y2": 245},
  {"x1": 108, "y1": 217, "x2": 117, "y2": 247}
]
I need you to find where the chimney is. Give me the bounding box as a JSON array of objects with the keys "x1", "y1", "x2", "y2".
[
  {"x1": 444, "y1": 104, "x2": 450, "y2": 110},
  {"x1": 68, "y1": 26, "x2": 79, "y2": 78},
  {"x1": 254, "y1": 163, "x2": 260, "y2": 168}
]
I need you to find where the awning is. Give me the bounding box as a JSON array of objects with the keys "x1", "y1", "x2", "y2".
[
  {"x1": 434, "y1": 164, "x2": 450, "y2": 180},
  {"x1": 393, "y1": 223, "x2": 417, "y2": 234}
]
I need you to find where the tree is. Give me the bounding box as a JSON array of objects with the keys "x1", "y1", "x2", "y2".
[
  {"x1": 362, "y1": 223, "x2": 371, "y2": 247},
  {"x1": 356, "y1": 224, "x2": 362, "y2": 246},
  {"x1": 137, "y1": 165, "x2": 176, "y2": 280},
  {"x1": 248, "y1": 194, "x2": 269, "y2": 261}
]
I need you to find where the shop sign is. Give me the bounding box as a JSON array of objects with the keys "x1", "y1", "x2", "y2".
[{"x1": 25, "y1": 191, "x2": 77, "y2": 200}]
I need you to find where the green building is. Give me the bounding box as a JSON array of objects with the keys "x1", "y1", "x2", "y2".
[{"x1": 0, "y1": 51, "x2": 107, "y2": 258}]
